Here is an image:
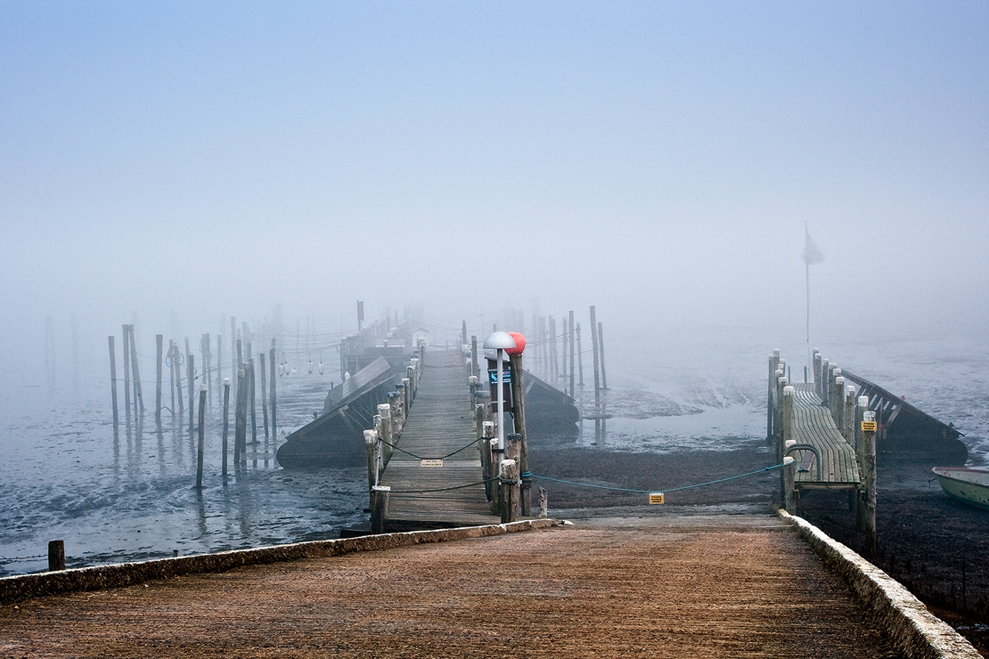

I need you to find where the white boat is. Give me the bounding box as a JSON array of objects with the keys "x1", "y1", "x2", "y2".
[{"x1": 932, "y1": 467, "x2": 989, "y2": 511}]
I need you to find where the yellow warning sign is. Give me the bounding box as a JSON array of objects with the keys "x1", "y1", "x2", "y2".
[
  {"x1": 420, "y1": 459, "x2": 444, "y2": 467},
  {"x1": 649, "y1": 492, "x2": 665, "y2": 505},
  {"x1": 861, "y1": 421, "x2": 877, "y2": 432}
]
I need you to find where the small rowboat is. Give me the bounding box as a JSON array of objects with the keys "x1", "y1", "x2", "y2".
[{"x1": 932, "y1": 467, "x2": 989, "y2": 511}]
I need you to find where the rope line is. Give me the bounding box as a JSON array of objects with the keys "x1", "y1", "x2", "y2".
[
  {"x1": 377, "y1": 438, "x2": 479, "y2": 462},
  {"x1": 525, "y1": 462, "x2": 788, "y2": 495}
]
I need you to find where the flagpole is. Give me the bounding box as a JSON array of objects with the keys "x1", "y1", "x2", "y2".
[{"x1": 806, "y1": 258, "x2": 812, "y2": 383}]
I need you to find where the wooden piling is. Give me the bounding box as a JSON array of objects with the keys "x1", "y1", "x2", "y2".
[
  {"x1": 249, "y1": 359, "x2": 257, "y2": 446},
  {"x1": 108, "y1": 336, "x2": 119, "y2": 438},
  {"x1": 222, "y1": 379, "x2": 230, "y2": 477},
  {"x1": 576, "y1": 322, "x2": 584, "y2": 386},
  {"x1": 122, "y1": 325, "x2": 131, "y2": 421},
  {"x1": 128, "y1": 325, "x2": 144, "y2": 414},
  {"x1": 155, "y1": 334, "x2": 163, "y2": 427},
  {"x1": 568, "y1": 311, "x2": 575, "y2": 396},
  {"x1": 508, "y1": 353, "x2": 530, "y2": 515},
  {"x1": 538, "y1": 487, "x2": 548, "y2": 518},
  {"x1": 589, "y1": 307, "x2": 600, "y2": 399},
  {"x1": 471, "y1": 335, "x2": 478, "y2": 380},
  {"x1": 782, "y1": 386, "x2": 796, "y2": 513},
  {"x1": 168, "y1": 339, "x2": 176, "y2": 414},
  {"x1": 499, "y1": 456, "x2": 520, "y2": 524},
  {"x1": 364, "y1": 429, "x2": 379, "y2": 491},
  {"x1": 187, "y1": 353, "x2": 196, "y2": 433},
  {"x1": 597, "y1": 321, "x2": 608, "y2": 390},
  {"x1": 269, "y1": 344, "x2": 277, "y2": 438},
  {"x1": 234, "y1": 367, "x2": 246, "y2": 465},
  {"x1": 196, "y1": 388, "x2": 206, "y2": 489},
  {"x1": 48, "y1": 540, "x2": 65, "y2": 572},
  {"x1": 260, "y1": 355, "x2": 269, "y2": 438},
  {"x1": 857, "y1": 395, "x2": 878, "y2": 557},
  {"x1": 370, "y1": 485, "x2": 390, "y2": 533}
]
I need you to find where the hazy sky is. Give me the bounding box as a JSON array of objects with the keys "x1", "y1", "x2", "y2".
[{"x1": 1, "y1": 1, "x2": 987, "y2": 378}]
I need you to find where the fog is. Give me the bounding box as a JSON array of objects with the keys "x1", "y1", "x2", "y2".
[{"x1": 1, "y1": 1, "x2": 987, "y2": 410}]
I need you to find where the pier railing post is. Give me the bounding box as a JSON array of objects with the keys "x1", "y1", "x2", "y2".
[
  {"x1": 508, "y1": 353, "x2": 530, "y2": 516},
  {"x1": 364, "y1": 429, "x2": 379, "y2": 497},
  {"x1": 856, "y1": 396, "x2": 878, "y2": 557},
  {"x1": 843, "y1": 384, "x2": 856, "y2": 445},
  {"x1": 767, "y1": 351, "x2": 779, "y2": 444},
  {"x1": 782, "y1": 386, "x2": 796, "y2": 513},
  {"x1": 370, "y1": 485, "x2": 390, "y2": 533},
  {"x1": 834, "y1": 375, "x2": 845, "y2": 435},
  {"x1": 389, "y1": 391, "x2": 404, "y2": 436},
  {"x1": 482, "y1": 421, "x2": 496, "y2": 502},
  {"x1": 402, "y1": 377, "x2": 412, "y2": 411},
  {"x1": 499, "y1": 457, "x2": 520, "y2": 524},
  {"x1": 377, "y1": 404, "x2": 393, "y2": 464}
]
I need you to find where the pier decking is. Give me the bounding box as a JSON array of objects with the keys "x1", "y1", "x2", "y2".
[
  {"x1": 792, "y1": 383, "x2": 861, "y2": 488},
  {"x1": 378, "y1": 349, "x2": 500, "y2": 530}
]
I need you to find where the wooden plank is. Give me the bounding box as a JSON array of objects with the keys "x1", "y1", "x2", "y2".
[{"x1": 790, "y1": 387, "x2": 860, "y2": 487}]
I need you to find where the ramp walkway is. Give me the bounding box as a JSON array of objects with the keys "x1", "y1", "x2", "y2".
[
  {"x1": 0, "y1": 514, "x2": 907, "y2": 658},
  {"x1": 791, "y1": 383, "x2": 861, "y2": 488}
]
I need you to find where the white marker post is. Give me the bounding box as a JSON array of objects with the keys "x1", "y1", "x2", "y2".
[{"x1": 483, "y1": 331, "x2": 516, "y2": 451}]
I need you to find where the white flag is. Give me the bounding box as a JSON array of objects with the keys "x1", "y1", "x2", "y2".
[{"x1": 802, "y1": 224, "x2": 824, "y2": 265}]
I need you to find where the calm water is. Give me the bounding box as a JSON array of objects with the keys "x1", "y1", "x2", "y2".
[{"x1": 1, "y1": 326, "x2": 985, "y2": 576}]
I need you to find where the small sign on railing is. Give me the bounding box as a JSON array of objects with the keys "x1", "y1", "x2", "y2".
[
  {"x1": 862, "y1": 410, "x2": 877, "y2": 432},
  {"x1": 420, "y1": 459, "x2": 444, "y2": 467},
  {"x1": 649, "y1": 492, "x2": 665, "y2": 505}
]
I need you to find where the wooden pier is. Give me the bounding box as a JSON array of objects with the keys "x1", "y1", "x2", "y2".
[{"x1": 375, "y1": 349, "x2": 500, "y2": 531}]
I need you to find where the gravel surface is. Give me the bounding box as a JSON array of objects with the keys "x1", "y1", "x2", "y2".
[{"x1": 0, "y1": 514, "x2": 904, "y2": 658}]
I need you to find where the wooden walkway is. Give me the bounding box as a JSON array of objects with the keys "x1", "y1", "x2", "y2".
[
  {"x1": 791, "y1": 383, "x2": 860, "y2": 488},
  {"x1": 380, "y1": 349, "x2": 499, "y2": 530}
]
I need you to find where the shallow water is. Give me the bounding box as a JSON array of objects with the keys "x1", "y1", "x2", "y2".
[{"x1": 1, "y1": 326, "x2": 985, "y2": 576}]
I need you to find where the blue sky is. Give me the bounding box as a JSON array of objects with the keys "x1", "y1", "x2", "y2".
[{"x1": 1, "y1": 1, "x2": 987, "y2": 361}]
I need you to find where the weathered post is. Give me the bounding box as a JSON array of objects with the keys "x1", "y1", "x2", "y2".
[
  {"x1": 187, "y1": 353, "x2": 196, "y2": 433},
  {"x1": 370, "y1": 486, "x2": 390, "y2": 533},
  {"x1": 782, "y1": 386, "x2": 797, "y2": 513},
  {"x1": 269, "y1": 343, "x2": 277, "y2": 438},
  {"x1": 249, "y1": 359, "x2": 257, "y2": 446},
  {"x1": 259, "y1": 355, "x2": 269, "y2": 438},
  {"x1": 122, "y1": 325, "x2": 132, "y2": 422},
  {"x1": 819, "y1": 358, "x2": 830, "y2": 400},
  {"x1": 168, "y1": 339, "x2": 176, "y2": 415},
  {"x1": 216, "y1": 334, "x2": 222, "y2": 409},
  {"x1": 471, "y1": 335, "x2": 479, "y2": 380},
  {"x1": 597, "y1": 321, "x2": 607, "y2": 390},
  {"x1": 843, "y1": 384, "x2": 857, "y2": 444},
  {"x1": 222, "y1": 379, "x2": 230, "y2": 478},
  {"x1": 108, "y1": 336, "x2": 119, "y2": 439},
  {"x1": 196, "y1": 387, "x2": 206, "y2": 489},
  {"x1": 857, "y1": 396, "x2": 878, "y2": 557},
  {"x1": 538, "y1": 487, "x2": 548, "y2": 518},
  {"x1": 377, "y1": 403, "x2": 393, "y2": 464},
  {"x1": 389, "y1": 391, "x2": 404, "y2": 435},
  {"x1": 155, "y1": 334, "x2": 163, "y2": 427},
  {"x1": 548, "y1": 316, "x2": 557, "y2": 381},
  {"x1": 589, "y1": 306, "x2": 600, "y2": 398},
  {"x1": 499, "y1": 451, "x2": 520, "y2": 524},
  {"x1": 364, "y1": 429, "x2": 379, "y2": 493},
  {"x1": 461, "y1": 320, "x2": 468, "y2": 347},
  {"x1": 767, "y1": 350, "x2": 780, "y2": 443},
  {"x1": 128, "y1": 325, "x2": 144, "y2": 415},
  {"x1": 482, "y1": 420, "x2": 496, "y2": 503},
  {"x1": 48, "y1": 540, "x2": 65, "y2": 572},
  {"x1": 568, "y1": 311, "x2": 575, "y2": 396},
  {"x1": 234, "y1": 367, "x2": 246, "y2": 465},
  {"x1": 508, "y1": 351, "x2": 530, "y2": 515},
  {"x1": 575, "y1": 322, "x2": 584, "y2": 387},
  {"x1": 834, "y1": 376, "x2": 846, "y2": 435}
]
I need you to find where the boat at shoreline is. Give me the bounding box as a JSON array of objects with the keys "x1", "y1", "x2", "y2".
[{"x1": 932, "y1": 466, "x2": 989, "y2": 511}]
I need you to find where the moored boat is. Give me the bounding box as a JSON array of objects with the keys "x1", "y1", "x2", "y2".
[{"x1": 932, "y1": 467, "x2": 989, "y2": 511}]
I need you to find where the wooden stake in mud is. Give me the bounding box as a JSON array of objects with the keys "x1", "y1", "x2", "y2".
[
  {"x1": 260, "y1": 354, "x2": 269, "y2": 438},
  {"x1": 187, "y1": 353, "x2": 196, "y2": 433},
  {"x1": 168, "y1": 339, "x2": 176, "y2": 415},
  {"x1": 155, "y1": 334, "x2": 163, "y2": 427},
  {"x1": 576, "y1": 322, "x2": 584, "y2": 387},
  {"x1": 269, "y1": 343, "x2": 277, "y2": 439},
  {"x1": 196, "y1": 387, "x2": 206, "y2": 490},
  {"x1": 216, "y1": 334, "x2": 222, "y2": 411},
  {"x1": 249, "y1": 358, "x2": 257, "y2": 447},
  {"x1": 597, "y1": 321, "x2": 608, "y2": 390},
  {"x1": 234, "y1": 367, "x2": 246, "y2": 465},
  {"x1": 222, "y1": 379, "x2": 230, "y2": 477},
  {"x1": 589, "y1": 306, "x2": 600, "y2": 398},
  {"x1": 122, "y1": 325, "x2": 132, "y2": 421},
  {"x1": 508, "y1": 352, "x2": 530, "y2": 515},
  {"x1": 128, "y1": 325, "x2": 144, "y2": 414},
  {"x1": 108, "y1": 336, "x2": 119, "y2": 439},
  {"x1": 569, "y1": 311, "x2": 575, "y2": 396}
]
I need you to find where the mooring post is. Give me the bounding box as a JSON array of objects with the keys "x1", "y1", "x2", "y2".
[
  {"x1": 108, "y1": 336, "x2": 119, "y2": 439},
  {"x1": 248, "y1": 359, "x2": 257, "y2": 447},
  {"x1": 222, "y1": 379, "x2": 230, "y2": 478},
  {"x1": 508, "y1": 353, "x2": 530, "y2": 515},
  {"x1": 196, "y1": 387, "x2": 206, "y2": 489},
  {"x1": 471, "y1": 335, "x2": 479, "y2": 380},
  {"x1": 819, "y1": 358, "x2": 829, "y2": 400},
  {"x1": 155, "y1": 334, "x2": 163, "y2": 427},
  {"x1": 468, "y1": 375, "x2": 478, "y2": 410},
  {"x1": 499, "y1": 456, "x2": 520, "y2": 524},
  {"x1": 187, "y1": 353, "x2": 196, "y2": 433},
  {"x1": 568, "y1": 311, "x2": 576, "y2": 396},
  {"x1": 259, "y1": 354, "x2": 269, "y2": 438},
  {"x1": 483, "y1": 421, "x2": 496, "y2": 504},
  {"x1": 234, "y1": 367, "x2": 246, "y2": 465},
  {"x1": 781, "y1": 386, "x2": 796, "y2": 513},
  {"x1": 767, "y1": 353, "x2": 777, "y2": 444},
  {"x1": 122, "y1": 325, "x2": 132, "y2": 422},
  {"x1": 402, "y1": 377, "x2": 411, "y2": 412},
  {"x1": 538, "y1": 487, "x2": 548, "y2": 518},
  {"x1": 364, "y1": 430, "x2": 379, "y2": 495},
  {"x1": 597, "y1": 321, "x2": 608, "y2": 391},
  {"x1": 834, "y1": 376, "x2": 846, "y2": 436},
  {"x1": 378, "y1": 404, "x2": 393, "y2": 464},
  {"x1": 48, "y1": 540, "x2": 65, "y2": 572},
  {"x1": 857, "y1": 395, "x2": 878, "y2": 557},
  {"x1": 843, "y1": 384, "x2": 857, "y2": 444},
  {"x1": 128, "y1": 325, "x2": 144, "y2": 415},
  {"x1": 589, "y1": 306, "x2": 600, "y2": 399},
  {"x1": 389, "y1": 391, "x2": 404, "y2": 435},
  {"x1": 269, "y1": 344, "x2": 277, "y2": 439},
  {"x1": 370, "y1": 486, "x2": 390, "y2": 533}
]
